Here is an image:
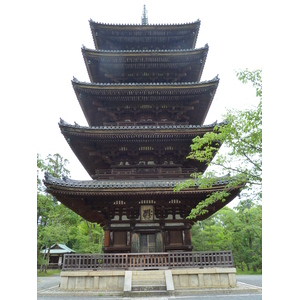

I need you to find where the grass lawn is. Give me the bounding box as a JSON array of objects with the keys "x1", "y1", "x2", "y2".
[
  {"x1": 236, "y1": 268, "x2": 262, "y2": 275},
  {"x1": 37, "y1": 269, "x2": 61, "y2": 277}
]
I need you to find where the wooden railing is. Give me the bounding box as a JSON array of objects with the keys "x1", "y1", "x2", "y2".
[
  {"x1": 93, "y1": 167, "x2": 197, "y2": 179},
  {"x1": 62, "y1": 251, "x2": 234, "y2": 271}
]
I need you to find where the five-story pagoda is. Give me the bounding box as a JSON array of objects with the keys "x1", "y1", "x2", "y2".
[{"x1": 44, "y1": 10, "x2": 242, "y2": 254}]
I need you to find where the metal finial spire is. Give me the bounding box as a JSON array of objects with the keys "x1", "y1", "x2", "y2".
[{"x1": 141, "y1": 5, "x2": 148, "y2": 25}]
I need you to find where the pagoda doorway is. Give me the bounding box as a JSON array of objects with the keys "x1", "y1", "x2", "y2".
[
  {"x1": 140, "y1": 234, "x2": 155, "y2": 253},
  {"x1": 132, "y1": 232, "x2": 163, "y2": 253}
]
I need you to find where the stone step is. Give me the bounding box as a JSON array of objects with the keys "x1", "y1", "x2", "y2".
[
  {"x1": 131, "y1": 269, "x2": 167, "y2": 292},
  {"x1": 132, "y1": 272, "x2": 165, "y2": 278},
  {"x1": 132, "y1": 276, "x2": 165, "y2": 285},
  {"x1": 132, "y1": 270, "x2": 166, "y2": 276},
  {"x1": 132, "y1": 273, "x2": 165, "y2": 277},
  {"x1": 125, "y1": 290, "x2": 168, "y2": 297},
  {"x1": 132, "y1": 284, "x2": 166, "y2": 291},
  {"x1": 131, "y1": 278, "x2": 166, "y2": 285},
  {"x1": 132, "y1": 276, "x2": 165, "y2": 281},
  {"x1": 132, "y1": 281, "x2": 166, "y2": 286}
]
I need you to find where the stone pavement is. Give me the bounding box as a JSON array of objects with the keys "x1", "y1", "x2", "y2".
[{"x1": 37, "y1": 280, "x2": 262, "y2": 297}]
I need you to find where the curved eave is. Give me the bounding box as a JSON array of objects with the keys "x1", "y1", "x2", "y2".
[
  {"x1": 71, "y1": 77, "x2": 219, "y2": 126},
  {"x1": 89, "y1": 19, "x2": 200, "y2": 50},
  {"x1": 45, "y1": 182, "x2": 232, "y2": 195},
  {"x1": 58, "y1": 120, "x2": 221, "y2": 178},
  {"x1": 43, "y1": 175, "x2": 242, "y2": 223},
  {"x1": 43, "y1": 174, "x2": 238, "y2": 199},
  {"x1": 59, "y1": 119, "x2": 221, "y2": 138},
  {"x1": 72, "y1": 76, "x2": 218, "y2": 89},
  {"x1": 81, "y1": 45, "x2": 209, "y2": 84}
]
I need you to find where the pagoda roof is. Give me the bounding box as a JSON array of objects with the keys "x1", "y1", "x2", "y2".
[
  {"x1": 44, "y1": 173, "x2": 232, "y2": 190},
  {"x1": 59, "y1": 119, "x2": 222, "y2": 143},
  {"x1": 82, "y1": 45, "x2": 209, "y2": 84},
  {"x1": 72, "y1": 77, "x2": 219, "y2": 126},
  {"x1": 89, "y1": 19, "x2": 200, "y2": 51},
  {"x1": 58, "y1": 119, "x2": 222, "y2": 178},
  {"x1": 59, "y1": 118, "x2": 221, "y2": 133},
  {"x1": 43, "y1": 173, "x2": 242, "y2": 224}
]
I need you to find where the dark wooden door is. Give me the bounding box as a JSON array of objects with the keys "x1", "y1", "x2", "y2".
[{"x1": 140, "y1": 234, "x2": 156, "y2": 253}]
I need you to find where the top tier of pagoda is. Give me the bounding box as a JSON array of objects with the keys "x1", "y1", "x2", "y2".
[{"x1": 89, "y1": 19, "x2": 200, "y2": 50}]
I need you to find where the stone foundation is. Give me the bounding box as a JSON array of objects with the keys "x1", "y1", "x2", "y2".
[
  {"x1": 172, "y1": 268, "x2": 236, "y2": 289},
  {"x1": 60, "y1": 267, "x2": 236, "y2": 292},
  {"x1": 60, "y1": 270, "x2": 125, "y2": 291}
]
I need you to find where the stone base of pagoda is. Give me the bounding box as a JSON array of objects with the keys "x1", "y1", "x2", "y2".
[
  {"x1": 171, "y1": 267, "x2": 237, "y2": 289},
  {"x1": 60, "y1": 268, "x2": 237, "y2": 294},
  {"x1": 60, "y1": 270, "x2": 125, "y2": 292}
]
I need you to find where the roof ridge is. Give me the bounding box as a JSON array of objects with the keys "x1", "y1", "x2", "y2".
[
  {"x1": 44, "y1": 174, "x2": 235, "y2": 188},
  {"x1": 89, "y1": 19, "x2": 200, "y2": 27},
  {"x1": 58, "y1": 119, "x2": 224, "y2": 130}
]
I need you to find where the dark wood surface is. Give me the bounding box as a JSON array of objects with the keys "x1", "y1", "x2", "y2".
[{"x1": 62, "y1": 250, "x2": 234, "y2": 270}]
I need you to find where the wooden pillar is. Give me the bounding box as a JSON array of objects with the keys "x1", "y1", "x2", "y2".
[
  {"x1": 185, "y1": 228, "x2": 192, "y2": 246},
  {"x1": 104, "y1": 230, "x2": 110, "y2": 247}
]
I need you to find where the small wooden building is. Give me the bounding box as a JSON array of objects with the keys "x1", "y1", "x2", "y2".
[
  {"x1": 44, "y1": 15, "x2": 242, "y2": 254},
  {"x1": 40, "y1": 244, "x2": 75, "y2": 268}
]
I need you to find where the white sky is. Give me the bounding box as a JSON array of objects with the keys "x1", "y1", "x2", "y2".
[{"x1": 32, "y1": 0, "x2": 263, "y2": 180}]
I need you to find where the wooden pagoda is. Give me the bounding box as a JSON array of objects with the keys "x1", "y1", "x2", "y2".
[{"x1": 44, "y1": 17, "x2": 242, "y2": 254}]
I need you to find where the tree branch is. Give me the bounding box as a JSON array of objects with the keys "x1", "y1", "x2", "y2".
[
  {"x1": 209, "y1": 161, "x2": 262, "y2": 182},
  {"x1": 241, "y1": 151, "x2": 262, "y2": 172}
]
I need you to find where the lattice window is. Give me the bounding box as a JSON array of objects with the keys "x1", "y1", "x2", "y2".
[
  {"x1": 165, "y1": 146, "x2": 173, "y2": 150},
  {"x1": 140, "y1": 104, "x2": 152, "y2": 109},
  {"x1": 169, "y1": 199, "x2": 181, "y2": 204},
  {"x1": 139, "y1": 146, "x2": 154, "y2": 151},
  {"x1": 139, "y1": 200, "x2": 156, "y2": 204},
  {"x1": 113, "y1": 200, "x2": 126, "y2": 205}
]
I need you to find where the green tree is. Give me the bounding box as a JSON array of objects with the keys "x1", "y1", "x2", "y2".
[
  {"x1": 37, "y1": 153, "x2": 105, "y2": 272},
  {"x1": 72, "y1": 220, "x2": 104, "y2": 253},
  {"x1": 175, "y1": 69, "x2": 262, "y2": 218},
  {"x1": 234, "y1": 200, "x2": 262, "y2": 271},
  {"x1": 37, "y1": 153, "x2": 75, "y2": 271},
  {"x1": 191, "y1": 203, "x2": 262, "y2": 272},
  {"x1": 191, "y1": 207, "x2": 236, "y2": 252}
]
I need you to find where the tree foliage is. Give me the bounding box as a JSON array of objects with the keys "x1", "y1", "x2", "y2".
[
  {"x1": 37, "y1": 153, "x2": 104, "y2": 271},
  {"x1": 174, "y1": 69, "x2": 262, "y2": 218},
  {"x1": 191, "y1": 202, "x2": 262, "y2": 272}
]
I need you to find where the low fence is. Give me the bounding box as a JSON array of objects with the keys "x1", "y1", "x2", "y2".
[{"x1": 62, "y1": 251, "x2": 234, "y2": 271}]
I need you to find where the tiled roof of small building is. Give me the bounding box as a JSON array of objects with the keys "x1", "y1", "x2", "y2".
[{"x1": 40, "y1": 244, "x2": 75, "y2": 254}]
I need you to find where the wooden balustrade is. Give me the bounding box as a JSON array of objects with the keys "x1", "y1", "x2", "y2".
[
  {"x1": 62, "y1": 251, "x2": 234, "y2": 271},
  {"x1": 93, "y1": 167, "x2": 197, "y2": 179}
]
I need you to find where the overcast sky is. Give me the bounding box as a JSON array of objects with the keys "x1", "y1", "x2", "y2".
[{"x1": 30, "y1": 0, "x2": 264, "y2": 180}]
